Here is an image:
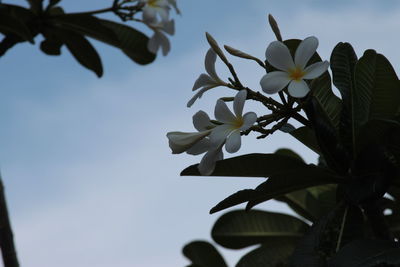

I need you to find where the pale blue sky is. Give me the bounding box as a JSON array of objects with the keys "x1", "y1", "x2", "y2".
[{"x1": 1, "y1": 1, "x2": 400, "y2": 266}]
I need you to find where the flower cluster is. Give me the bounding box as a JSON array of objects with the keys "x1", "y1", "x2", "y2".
[
  {"x1": 139, "y1": 0, "x2": 180, "y2": 55},
  {"x1": 168, "y1": 25, "x2": 330, "y2": 175}
]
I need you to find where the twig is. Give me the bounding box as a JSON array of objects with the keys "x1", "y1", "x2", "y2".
[{"x1": 335, "y1": 206, "x2": 348, "y2": 252}]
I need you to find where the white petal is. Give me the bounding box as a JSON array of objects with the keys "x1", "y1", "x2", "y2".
[
  {"x1": 209, "y1": 124, "x2": 234, "y2": 147},
  {"x1": 303, "y1": 61, "x2": 329, "y2": 79},
  {"x1": 167, "y1": 131, "x2": 210, "y2": 153},
  {"x1": 142, "y1": 7, "x2": 157, "y2": 22},
  {"x1": 186, "y1": 138, "x2": 210, "y2": 155},
  {"x1": 233, "y1": 90, "x2": 247, "y2": 117},
  {"x1": 158, "y1": 31, "x2": 171, "y2": 56},
  {"x1": 193, "y1": 110, "x2": 213, "y2": 131},
  {"x1": 260, "y1": 71, "x2": 291, "y2": 95},
  {"x1": 192, "y1": 74, "x2": 216, "y2": 91},
  {"x1": 287, "y1": 80, "x2": 310, "y2": 98},
  {"x1": 265, "y1": 41, "x2": 295, "y2": 71},
  {"x1": 214, "y1": 99, "x2": 236, "y2": 123},
  {"x1": 294, "y1": 36, "x2": 318, "y2": 68},
  {"x1": 158, "y1": 8, "x2": 169, "y2": 21},
  {"x1": 225, "y1": 130, "x2": 241, "y2": 153},
  {"x1": 240, "y1": 112, "x2": 257, "y2": 131},
  {"x1": 198, "y1": 147, "x2": 223, "y2": 175},
  {"x1": 205, "y1": 49, "x2": 222, "y2": 82},
  {"x1": 186, "y1": 85, "x2": 216, "y2": 107},
  {"x1": 160, "y1": 19, "x2": 175, "y2": 35},
  {"x1": 147, "y1": 32, "x2": 161, "y2": 54}
]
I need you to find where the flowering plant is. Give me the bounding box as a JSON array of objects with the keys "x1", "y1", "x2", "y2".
[{"x1": 169, "y1": 15, "x2": 400, "y2": 267}]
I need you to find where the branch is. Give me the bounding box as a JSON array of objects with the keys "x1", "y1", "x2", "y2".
[{"x1": 0, "y1": 178, "x2": 19, "y2": 267}]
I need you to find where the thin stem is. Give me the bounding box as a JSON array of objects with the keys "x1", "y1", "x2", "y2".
[
  {"x1": 336, "y1": 206, "x2": 348, "y2": 252},
  {"x1": 278, "y1": 91, "x2": 287, "y2": 105},
  {"x1": 0, "y1": 178, "x2": 19, "y2": 267},
  {"x1": 67, "y1": 7, "x2": 114, "y2": 16}
]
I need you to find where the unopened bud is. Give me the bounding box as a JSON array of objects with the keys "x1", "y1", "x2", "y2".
[
  {"x1": 268, "y1": 14, "x2": 282, "y2": 41},
  {"x1": 224, "y1": 45, "x2": 265, "y2": 67},
  {"x1": 205, "y1": 32, "x2": 229, "y2": 65}
]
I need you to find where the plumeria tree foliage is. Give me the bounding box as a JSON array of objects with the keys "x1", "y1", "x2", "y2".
[
  {"x1": 0, "y1": 0, "x2": 179, "y2": 77},
  {"x1": 168, "y1": 14, "x2": 400, "y2": 266},
  {"x1": 0, "y1": 1, "x2": 179, "y2": 266}
]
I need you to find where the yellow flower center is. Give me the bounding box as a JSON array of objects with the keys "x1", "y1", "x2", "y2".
[
  {"x1": 147, "y1": 0, "x2": 158, "y2": 7},
  {"x1": 233, "y1": 117, "x2": 244, "y2": 128},
  {"x1": 289, "y1": 67, "x2": 306, "y2": 81}
]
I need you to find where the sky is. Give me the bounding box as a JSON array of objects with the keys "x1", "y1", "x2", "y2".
[{"x1": 1, "y1": 0, "x2": 400, "y2": 266}]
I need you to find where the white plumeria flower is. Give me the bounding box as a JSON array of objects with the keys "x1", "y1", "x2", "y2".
[
  {"x1": 167, "y1": 110, "x2": 222, "y2": 175},
  {"x1": 167, "y1": 111, "x2": 215, "y2": 155},
  {"x1": 141, "y1": 0, "x2": 170, "y2": 22},
  {"x1": 147, "y1": 19, "x2": 174, "y2": 55},
  {"x1": 209, "y1": 90, "x2": 257, "y2": 153},
  {"x1": 187, "y1": 49, "x2": 228, "y2": 107},
  {"x1": 259, "y1": 36, "x2": 329, "y2": 98}
]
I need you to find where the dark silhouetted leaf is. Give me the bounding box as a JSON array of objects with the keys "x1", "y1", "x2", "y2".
[
  {"x1": 330, "y1": 42, "x2": 358, "y2": 157},
  {"x1": 26, "y1": 0, "x2": 43, "y2": 13},
  {"x1": 353, "y1": 50, "x2": 400, "y2": 154},
  {"x1": 289, "y1": 126, "x2": 321, "y2": 154},
  {"x1": 98, "y1": 19, "x2": 156, "y2": 64},
  {"x1": 40, "y1": 37, "x2": 63, "y2": 55},
  {"x1": 51, "y1": 15, "x2": 155, "y2": 64},
  {"x1": 246, "y1": 170, "x2": 339, "y2": 210},
  {"x1": 51, "y1": 14, "x2": 117, "y2": 45},
  {"x1": 290, "y1": 207, "x2": 337, "y2": 267},
  {"x1": 211, "y1": 210, "x2": 308, "y2": 249},
  {"x1": 236, "y1": 239, "x2": 297, "y2": 267},
  {"x1": 328, "y1": 239, "x2": 400, "y2": 267},
  {"x1": 276, "y1": 185, "x2": 337, "y2": 223},
  {"x1": 310, "y1": 71, "x2": 342, "y2": 130},
  {"x1": 0, "y1": 13, "x2": 33, "y2": 43},
  {"x1": 50, "y1": 28, "x2": 103, "y2": 77},
  {"x1": 182, "y1": 153, "x2": 324, "y2": 177},
  {"x1": 183, "y1": 241, "x2": 228, "y2": 267},
  {"x1": 305, "y1": 97, "x2": 350, "y2": 175},
  {"x1": 274, "y1": 148, "x2": 305, "y2": 162}
]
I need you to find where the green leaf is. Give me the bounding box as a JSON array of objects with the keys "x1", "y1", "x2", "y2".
[
  {"x1": 290, "y1": 207, "x2": 338, "y2": 267},
  {"x1": 98, "y1": 19, "x2": 156, "y2": 65},
  {"x1": 50, "y1": 14, "x2": 117, "y2": 46},
  {"x1": 289, "y1": 126, "x2": 321, "y2": 154},
  {"x1": 246, "y1": 169, "x2": 339, "y2": 210},
  {"x1": 236, "y1": 239, "x2": 296, "y2": 267},
  {"x1": 304, "y1": 98, "x2": 350, "y2": 174},
  {"x1": 181, "y1": 153, "x2": 323, "y2": 177},
  {"x1": 274, "y1": 148, "x2": 305, "y2": 162},
  {"x1": 275, "y1": 185, "x2": 337, "y2": 223},
  {"x1": 0, "y1": 13, "x2": 34, "y2": 43},
  {"x1": 310, "y1": 71, "x2": 342, "y2": 130},
  {"x1": 328, "y1": 239, "x2": 400, "y2": 267},
  {"x1": 51, "y1": 15, "x2": 155, "y2": 64},
  {"x1": 330, "y1": 42, "x2": 358, "y2": 157},
  {"x1": 50, "y1": 28, "x2": 103, "y2": 77},
  {"x1": 183, "y1": 153, "x2": 340, "y2": 213},
  {"x1": 353, "y1": 50, "x2": 400, "y2": 154},
  {"x1": 183, "y1": 241, "x2": 228, "y2": 267},
  {"x1": 211, "y1": 210, "x2": 308, "y2": 249}
]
